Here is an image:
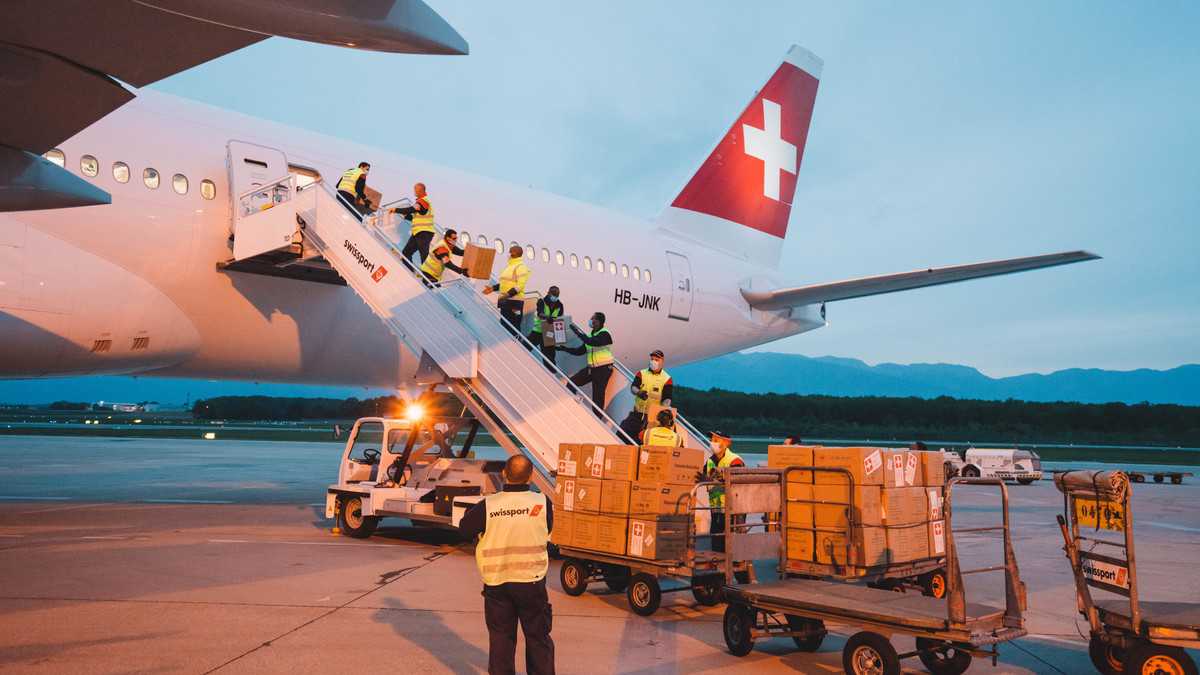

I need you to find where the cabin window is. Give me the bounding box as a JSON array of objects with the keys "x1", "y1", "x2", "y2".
[
  {"x1": 80, "y1": 155, "x2": 99, "y2": 177},
  {"x1": 569, "y1": 253, "x2": 579, "y2": 268},
  {"x1": 555, "y1": 250, "x2": 565, "y2": 266},
  {"x1": 609, "y1": 261, "x2": 617, "y2": 275},
  {"x1": 621, "y1": 264, "x2": 629, "y2": 278},
  {"x1": 44, "y1": 149, "x2": 65, "y2": 167},
  {"x1": 632, "y1": 266, "x2": 640, "y2": 281},
  {"x1": 540, "y1": 248, "x2": 550, "y2": 263},
  {"x1": 477, "y1": 234, "x2": 488, "y2": 246},
  {"x1": 525, "y1": 244, "x2": 535, "y2": 260},
  {"x1": 112, "y1": 162, "x2": 130, "y2": 183},
  {"x1": 493, "y1": 238, "x2": 504, "y2": 254},
  {"x1": 200, "y1": 179, "x2": 216, "y2": 200},
  {"x1": 459, "y1": 231, "x2": 471, "y2": 243},
  {"x1": 172, "y1": 174, "x2": 188, "y2": 195},
  {"x1": 583, "y1": 256, "x2": 592, "y2": 271},
  {"x1": 596, "y1": 258, "x2": 605, "y2": 273},
  {"x1": 645, "y1": 269, "x2": 652, "y2": 283},
  {"x1": 143, "y1": 168, "x2": 160, "y2": 189}
]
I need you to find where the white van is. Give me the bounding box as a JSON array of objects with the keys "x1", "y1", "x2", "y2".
[{"x1": 959, "y1": 448, "x2": 1043, "y2": 484}]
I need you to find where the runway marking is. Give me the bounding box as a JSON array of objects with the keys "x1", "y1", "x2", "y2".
[
  {"x1": 1027, "y1": 633, "x2": 1085, "y2": 646},
  {"x1": 81, "y1": 535, "x2": 129, "y2": 540},
  {"x1": 0, "y1": 496, "x2": 71, "y2": 501},
  {"x1": 19, "y1": 503, "x2": 106, "y2": 514},
  {"x1": 207, "y1": 538, "x2": 400, "y2": 549},
  {"x1": 1145, "y1": 522, "x2": 1200, "y2": 533},
  {"x1": 0, "y1": 534, "x2": 25, "y2": 538},
  {"x1": 142, "y1": 498, "x2": 235, "y2": 504}
]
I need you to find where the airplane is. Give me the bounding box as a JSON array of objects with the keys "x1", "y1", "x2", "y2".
[{"x1": 0, "y1": 2, "x2": 1098, "y2": 395}]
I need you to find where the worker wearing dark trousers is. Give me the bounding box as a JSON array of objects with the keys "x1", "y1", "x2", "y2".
[
  {"x1": 395, "y1": 182, "x2": 436, "y2": 265},
  {"x1": 562, "y1": 312, "x2": 614, "y2": 416},
  {"x1": 335, "y1": 162, "x2": 372, "y2": 220},
  {"x1": 619, "y1": 349, "x2": 674, "y2": 440},
  {"x1": 527, "y1": 286, "x2": 564, "y2": 366},
  {"x1": 459, "y1": 456, "x2": 555, "y2": 675},
  {"x1": 703, "y1": 431, "x2": 744, "y2": 554},
  {"x1": 484, "y1": 246, "x2": 531, "y2": 337},
  {"x1": 419, "y1": 229, "x2": 466, "y2": 287}
]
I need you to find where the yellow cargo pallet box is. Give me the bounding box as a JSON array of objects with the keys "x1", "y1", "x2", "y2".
[
  {"x1": 812, "y1": 484, "x2": 881, "y2": 528},
  {"x1": 881, "y1": 486, "x2": 928, "y2": 526},
  {"x1": 767, "y1": 445, "x2": 815, "y2": 483},
  {"x1": 813, "y1": 447, "x2": 886, "y2": 486}
]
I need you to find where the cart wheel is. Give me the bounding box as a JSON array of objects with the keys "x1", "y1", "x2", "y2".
[
  {"x1": 604, "y1": 566, "x2": 630, "y2": 592},
  {"x1": 1133, "y1": 474, "x2": 1145, "y2": 483},
  {"x1": 734, "y1": 569, "x2": 752, "y2": 585},
  {"x1": 921, "y1": 569, "x2": 948, "y2": 599},
  {"x1": 786, "y1": 615, "x2": 826, "y2": 652},
  {"x1": 916, "y1": 637, "x2": 973, "y2": 675},
  {"x1": 1089, "y1": 635, "x2": 1126, "y2": 675},
  {"x1": 843, "y1": 631, "x2": 900, "y2": 675},
  {"x1": 1125, "y1": 642, "x2": 1197, "y2": 675},
  {"x1": 691, "y1": 576, "x2": 723, "y2": 606},
  {"x1": 1154, "y1": 475, "x2": 1164, "y2": 484},
  {"x1": 1171, "y1": 475, "x2": 1183, "y2": 485},
  {"x1": 337, "y1": 495, "x2": 379, "y2": 538},
  {"x1": 626, "y1": 574, "x2": 661, "y2": 616},
  {"x1": 559, "y1": 558, "x2": 589, "y2": 596},
  {"x1": 722, "y1": 604, "x2": 756, "y2": 656}
]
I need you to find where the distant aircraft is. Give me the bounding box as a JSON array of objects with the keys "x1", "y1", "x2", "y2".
[{"x1": 0, "y1": 3, "x2": 1097, "y2": 390}]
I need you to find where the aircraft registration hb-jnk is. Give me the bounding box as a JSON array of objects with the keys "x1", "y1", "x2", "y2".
[{"x1": 0, "y1": 2, "x2": 1097, "y2": 392}]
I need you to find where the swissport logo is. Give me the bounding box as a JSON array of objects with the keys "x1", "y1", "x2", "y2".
[
  {"x1": 489, "y1": 507, "x2": 530, "y2": 518},
  {"x1": 372, "y1": 266, "x2": 388, "y2": 283},
  {"x1": 529, "y1": 504, "x2": 543, "y2": 517},
  {"x1": 343, "y1": 239, "x2": 375, "y2": 274},
  {"x1": 1082, "y1": 559, "x2": 1129, "y2": 589}
]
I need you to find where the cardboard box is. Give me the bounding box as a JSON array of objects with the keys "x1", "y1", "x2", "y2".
[
  {"x1": 815, "y1": 526, "x2": 889, "y2": 568},
  {"x1": 601, "y1": 445, "x2": 639, "y2": 481},
  {"x1": 600, "y1": 480, "x2": 631, "y2": 514},
  {"x1": 881, "y1": 487, "x2": 928, "y2": 526},
  {"x1": 593, "y1": 514, "x2": 628, "y2": 555},
  {"x1": 921, "y1": 451, "x2": 947, "y2": 486},
  {"x1": 363, "y1": 185, "x2": 383, "y2": 211},
  {"x1": 557, "y1": 444, "x2": 581, "y2": 477},
  {"x1": 786, "y1": 528, "x2": 815, "y2": 561},
  {"x1": 627, "y1": 516, "x2": 689, "y2": 560},
  {"x1": 542, "y1": 316, "x2": 570, "y2": 346},
  {"x1": 785, "y1": 483, "x2": 814, "y2": 528},
  {"x1": 461, "y1": 243, "x2": 496, "y2": 280},
  {"x1": 638, "y1": 446, "x2": 704, "y2": 484},
  {"x1": 645, "y1": 404, "x2": 677, "y2": 429},
  {"x1": 551, "y1": 510, "x2": 574, "y2": 547},
  {"x1": 555, "y1": 477, "x2": 601, "y2": 513},
  {"x1": 575, "y1": 443, "x2": 607, "y2": 479},
  {"x1": 886, "y1": 524, "x2": 930, "y2": 562},
  {"x1": 884, "y1": 450, "x2": 921, "y2": 488},
  {"x1": 813, "y1": 447, "x2": 886, "y2": 486},
  {"x1": 812, "y1": 484, "x2": 882, "y2": 528},
  {"x1": 570, "y1": 513, "x2": 597, "y2": 549},
  {"x1": 629, "y1": 481, "x2": 693, "y2": 516},
  {"x1": 925, "y1": 487, "x2": 944, "y2": 520},
  {"x1": 928, "y1": 519, "x2": 947, "y2": 557},
  {"x1": 768, "y1": 445, "x2": 815, "y2": 483}
]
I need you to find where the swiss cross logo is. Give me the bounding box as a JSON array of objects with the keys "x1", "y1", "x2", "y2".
[
  {"x1": 743, "y1": 100, "x2": 796, "y2": 201},
  {"x1": 371, "y1": 266, "x2": 388, "y2": 283},
  {"x1": 529, "y1": 504, "x2": 542, "y2": 517}
]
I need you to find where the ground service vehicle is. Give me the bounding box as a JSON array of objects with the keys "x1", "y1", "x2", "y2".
[
  {"x1": 959, "y1": 448, "x2": 1042, "y2": 484},
  {"x1": 1055, "y1": 470, "x2": 1200, "y2": 675}
]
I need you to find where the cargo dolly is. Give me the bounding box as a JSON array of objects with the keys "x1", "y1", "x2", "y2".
[
  {"x1": 1055, "y1": 470, "x2": 1200, "y2": 675},
  {"x1": 719, "y1": 470, "x2": 1027, "y2": 675}
]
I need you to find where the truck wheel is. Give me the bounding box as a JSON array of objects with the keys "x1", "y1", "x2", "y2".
[
  {"x1": 1154, "y1": 475, "x2": 1164, "y2": 483},
  {"x1": 916, "y1": 637, "x2": 973, "y2": 675},
  {"x1": 843, "y1": 631, "x2": 900, "y2": 675},
  {"x1": 786, "y1": 615, "x2": 825, "y2": 651},
  {"x1": 338, "y1": 495, "x2": 379, "y2": 538},
  {"x1": 1172, "y1": 475, "x2": 1183, "y2": 485},
  {"x1": 559, "y1": 559, "x2": 589, "y2": 596},
  {"x1": 722, "y1": 604, "x2": 756, "y2": 656},
  {"x1": 961, "y1": 466, "x2": 980, "y2": 478},
  {"x1": 1018, "y1": 477, "x2": 1035, "y2": 485},
  {"x1": 691, "y1": 576, "x2": 723, "y2": 606},
  {"x1": 1125, "y1": 642, "x2": 1197, "y2": 675},
  {"x1": 1132, "y1": 474, "x2": 1146, "y2": 483},
  {"x1": 921, "y1": 569, "x2": 948, "y2": 599},
  {"x1": 1088, "y1": 635, "x2": 1126, "y2": 675},
  {"x1": 604, "y1": 565, "x2": 629, "y2": 592},
  {"x1": 626, "y1": 574, "x2": 661, "y2": 616}
]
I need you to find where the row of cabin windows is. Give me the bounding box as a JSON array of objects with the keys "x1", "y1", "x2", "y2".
[
  {"x1": 457, "y1": 231, "x2": 651, "y2": 283},
  {"x1": 43, "y1": 148, "x2": 217, "y2": 200}
]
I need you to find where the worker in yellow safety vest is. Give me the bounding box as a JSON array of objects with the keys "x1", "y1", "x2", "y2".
[
  {"x1": 396, "y1": 182, "x2": 436, "y2": 264},
  {"x1": 640, "y1": 408, "x2": 683, "y2": 447},
  {"x1": 336, "y1": 162, "x2": 372, "y2": 220},
  {"x1": 703, "y1": 430, "x2": 744, "y2": 553},
  {"x1": 619, "y1": 349, "x2": 674, "y2": 440},
  {"x1": 483, "y1": 245, "x2": 531, "y2": 336},
  {"x1": 528, "y1": 286, "x2": 564, "y2": 366},
  {"x1": 562, "y1": 312, "x2": 614, "y2": 415},
  {"x1": 419, "y1": 228, "x2": 467, "y2": 284},
  {"x1": 458, "y1": 455, "x2": 556, "y2": 675}
]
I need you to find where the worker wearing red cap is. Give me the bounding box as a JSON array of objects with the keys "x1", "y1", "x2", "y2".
[{"x1": 619, "y1": 349, "x2": 674, "y2": 440}]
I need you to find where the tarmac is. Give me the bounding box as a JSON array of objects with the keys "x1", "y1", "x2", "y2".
[{"x1": 1, "y1": 435, "x2": 1198, "y2": 674}]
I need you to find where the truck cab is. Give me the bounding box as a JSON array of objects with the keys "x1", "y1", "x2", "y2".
[{"x1": 961, "y1": 447, "x2": 1043, "y2": 485}]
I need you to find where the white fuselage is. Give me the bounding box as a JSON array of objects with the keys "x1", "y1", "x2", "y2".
[{"x1": 0, "y1": 91, "x2": 822, "y2": 387}]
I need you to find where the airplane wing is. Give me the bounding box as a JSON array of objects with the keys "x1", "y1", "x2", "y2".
[{"x1": 741, "y1": 250, "x2": 1101, "y2": 311}]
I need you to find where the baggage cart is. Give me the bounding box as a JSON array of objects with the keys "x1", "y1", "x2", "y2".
[
  {"x1": 719, "y1": 471, "x2": 1028, "y2": 674},
  {"x1": 1054, "y1": 470, "x2": 1200, "y2": 675}
]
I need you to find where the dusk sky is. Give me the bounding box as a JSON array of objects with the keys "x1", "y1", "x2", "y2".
[{"x1": 153, "y1": 1, "x2": 1200, "y2": 377}]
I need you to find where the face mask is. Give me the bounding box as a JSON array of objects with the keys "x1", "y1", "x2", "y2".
[
  {"x1": 650, "y1": 359, "x2": 662, "y2": 371},
  {"x1": 710, "y1": 441, "x2": 722, "y2": 453},
  {"x1": 547, "y1": 294, "x2": 558, "y2": 302}
]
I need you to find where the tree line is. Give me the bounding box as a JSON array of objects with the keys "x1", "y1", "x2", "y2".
[{"x1": 192, "y1": 389, "x2": 1200, "y2": 446}]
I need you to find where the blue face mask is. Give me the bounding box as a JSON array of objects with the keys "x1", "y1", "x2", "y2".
[{"x1": 547, "y1": 294, "x2": 558, "y2": 302}]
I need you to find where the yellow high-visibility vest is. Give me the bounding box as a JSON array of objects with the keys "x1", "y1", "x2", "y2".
[
  {"x1": 532, "y1": 302, "x2": 562, "y2": 333},
  {"x1": 420, "y1": 239, "x2": 451, "y2": 280},
  {"x1": 410, "y1": 196, "x2": 435, "y2": 234},
  {"x1": 707, "y1": 449, "x2": 743, "y2": 508},
  {"x1": 634, "y1": 368, "x2": 671, "y2": 413},
  {"x1": 474, "y1": 491, "x2": 549, "y2": 586},
  {"x1": 645, "y1": 425, "x2": 682, "y2": 447},
  {"x1": 337, "y1": 168, "x2": 364, "y2": 195},
  {"x1": 585, "y1": 327, "x2": 613, "y2": 367},
  {"x1": 498, "y1": 257, "x2": 531, "y2": 297}
]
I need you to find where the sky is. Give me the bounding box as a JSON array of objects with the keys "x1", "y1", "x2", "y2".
[{"x1": 150, "y1": 1, "x2": 1200, "y2": 377}]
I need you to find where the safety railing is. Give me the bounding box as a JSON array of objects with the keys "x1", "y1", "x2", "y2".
[{"x1": 238, "y1": 174, "x2": 295, "y2": 218}]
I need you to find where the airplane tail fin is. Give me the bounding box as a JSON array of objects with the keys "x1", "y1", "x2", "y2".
[{"x1": 658, "y1": 45, "x2": 822, "y2": 267}]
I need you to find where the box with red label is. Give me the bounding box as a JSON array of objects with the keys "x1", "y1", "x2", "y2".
[
  {"x1": 925, "y1": 487, "x2": 944, "y2": 520},
  {"x1": 577, "y1": 443, "x2": 607, "y2": 479},
  {"x1": 883, "y1": 450, "x2": 921, "y2": 488},
  {"x1": 813, "y1": 447, "x2": 886, "y2": 486},
  {"x1": 601, "y1": 445, "x2": 639, "y2": 481},
  {"x1": 557, "y1": 444, "x2": 581, "y2": 477},
  {"x1": 554, "y1": 477, "x2": 601, "y2": 513},
  {"x1": 627, "y1": 516, "x2": 688, "y2": 560}
]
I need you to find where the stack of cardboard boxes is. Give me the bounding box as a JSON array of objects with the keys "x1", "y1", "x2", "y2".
[
  {"x1": 768, "y1": 445, "x2": 947, "y2": 573},
  {"x1": 551, "y1": 443, "x2": 705, "y2": 560}
]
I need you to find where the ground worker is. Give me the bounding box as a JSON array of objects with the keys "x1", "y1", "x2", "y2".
[
  {"x1": 459, "y1": 455, "x2": 555, "y2": 675},
  {"x1": 397, "y1": 182, "x2": 436, "y2": 264},
  {"x1": 783, "y1": 434, "x2": 802, "y2": 445},
  {"x1": 619, "y1": 349, "x2": 674, "y2": 440},
  {"x1": 703, "y1": 430, "x2": 745, "y2": 553},
  {"x1": 419, "y1": 228, "x2": 466, "y2": 285},
  {"x1": 562, "y1": 312, "x2": 614, "y2": 414},
  {"x1": 640, "y1": 408, "x2": 683, "y2": 447},
  {"x1": 483, "y1": 245, "x2": 531, "y2": 334},
  {"x1": 336, "y1": 162, "x2": 372, "y2": 219},
  {"x1": 527, "y1": 286, "x2": 564, "y2": 365}
]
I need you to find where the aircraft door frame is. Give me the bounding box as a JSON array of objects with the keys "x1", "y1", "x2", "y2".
[
  {"x1": 665, "y1": 251, "x2": 693, "y2": 321},
  {"x1": 226, "y1": 140, "x2": 295, "y2": 261}
]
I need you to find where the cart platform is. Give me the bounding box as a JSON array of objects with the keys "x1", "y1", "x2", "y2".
[{"x1": 1095, "y1": 599, "x2": 1200, "y2": 630}]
